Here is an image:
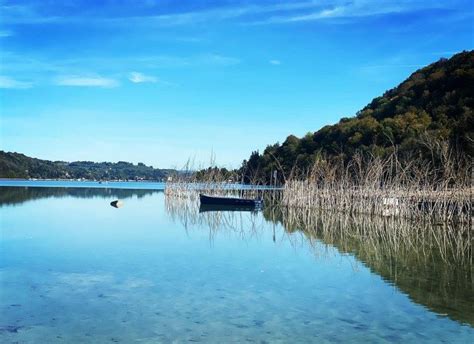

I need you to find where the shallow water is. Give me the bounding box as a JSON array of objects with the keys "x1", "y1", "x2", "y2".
[{"x1": 0, "y1": 184, "x2": 473, "y2": 343}]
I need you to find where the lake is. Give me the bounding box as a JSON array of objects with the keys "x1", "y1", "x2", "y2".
[{"x1": 0, "y1": 182, "x2": 473, "y2": 343}]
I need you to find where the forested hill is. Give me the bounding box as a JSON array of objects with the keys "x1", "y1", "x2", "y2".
[
  {"x1": 239, "y1": 50, "x2": 474, "y2": 184},
  {"x1": 0, "y1": 151, "x2": 175, "y2": 181}
]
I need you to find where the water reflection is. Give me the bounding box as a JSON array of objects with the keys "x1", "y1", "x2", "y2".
[
  {"x1": 269, "y1": 207, "x2": 473, "y2": 327},
  {"x1": 199, "y1": 204, "x2": 260, "y2": 213},
  {"x1": 165, "y1": 196, "x2": 266, "y2": 243},
  {"x1": 0, "y1": 186, "x2": 161, "y2": 207},
  {"x1": 165, "y1": 196, "x2": 473, "y2": 327},
  {"x1": 1, "y1": 186, "x2": 472, "y2": 330}
]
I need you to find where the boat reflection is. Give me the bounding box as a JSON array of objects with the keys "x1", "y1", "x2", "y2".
[{"x1": 199, "y1": 203, "x2": 261, "y2": 213}]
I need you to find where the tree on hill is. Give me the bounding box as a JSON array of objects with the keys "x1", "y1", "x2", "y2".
[{"x1": 239, "y1": 50, "x2": 474, "y2": 184}]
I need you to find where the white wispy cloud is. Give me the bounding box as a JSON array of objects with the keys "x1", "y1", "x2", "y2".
[
  {"x1": 130, "y1": 0, "x2": 464, "y2": 26},
  {"x1": 269, "y1": 59, "x2": 281, "y2": 65},
  {"x1": 249, "y1": 0, "x2": 459, "y2": 24},
  {"x1": 138, "y1": 1, "x2": 326, "y2": 25},
  {"x1": 129, "y1": 72, "x2": 157, "y2": 83},
  {"x1": 0, "y1": 52, "x2": 239, "y2": 89},
  {"x1": 259, "y1": 6, "x2": 345, "y2": 24},
  {"x1": 55, "y1": 75, "x2": 119, "y2": 88},
  {"x1": 0, "y1": 1, "x2": 320, "y2": 25},
  {"x1": 0, "y1": 76, "x2": 33, "y2": 89},
  {"x1": 1, "y1": 0, "x2": 465, "y2": 26}
]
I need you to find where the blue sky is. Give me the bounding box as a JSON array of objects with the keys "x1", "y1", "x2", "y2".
[{"x1": 1, "y1": 0, "x2": 473, "y2": 169}]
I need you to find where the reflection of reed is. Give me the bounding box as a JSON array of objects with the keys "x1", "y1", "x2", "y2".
[
  {"x1": 165, "y1": 196, "x2": 471, "y2": 268},
  {"x1": 164, "y1": 197, "x2": 267, "y2": 242},
  {"x1": 266, "y1": 207, "x2": 473, "y2": 326},
  {"x1": 269, "y1": 207, "x2": 472, "y2": 266},
  {"x1": 165, "y1": 198, "x2": 473, "y2": 326}
]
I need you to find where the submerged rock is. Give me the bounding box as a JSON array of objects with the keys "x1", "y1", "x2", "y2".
[
  {"x1": 0, "y1": 325, "x2": 24, "y2": 333},
  {"x1": 110, "y1": 200, "x2": 124, "y2": 208}
]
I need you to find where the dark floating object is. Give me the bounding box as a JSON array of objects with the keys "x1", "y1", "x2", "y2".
[
  {"x1": 199, "y1": 194, "x2": 263, "y2": 209},
  {"x1": 110, "y1": 200, "x2": 124, "y2": 208}
]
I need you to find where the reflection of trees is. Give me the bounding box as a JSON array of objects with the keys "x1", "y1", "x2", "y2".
[
  {"x1": 164, "y1": 196, "x2": 473, "y2": 327},
  {"x1": 265, "y1": 207, "x2": 473, "y2": 327},
  {"x1": 0, "y1": 186, "x2": 161, "y2": 207}
]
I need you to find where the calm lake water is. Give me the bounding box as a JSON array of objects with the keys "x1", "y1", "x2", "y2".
[{"x1": 1, "y1": 182, "x2": 473, "y2": 343}]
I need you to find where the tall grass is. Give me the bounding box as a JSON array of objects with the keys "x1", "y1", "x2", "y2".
[
  {"x1": 164, "y1": 157, "x2": 272, "y2": 200},
  {"x1": 281, "y1": 145, "x2": 472, "y2": 222},
  {"x1": 165, "y1": 141, "x2": 471, "y2": 222}
]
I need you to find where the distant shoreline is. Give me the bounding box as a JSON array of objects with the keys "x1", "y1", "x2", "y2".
[
  {"x1": 0, "y1": 179, "x2": 168, "y2": 191},
  {"x1": 0, "y1": 178, "x2": 164, "y2": 182}
]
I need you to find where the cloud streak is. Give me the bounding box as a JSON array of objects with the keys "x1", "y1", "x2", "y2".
[
  {"x1": 55, "y1": 75, "x2": 119, "y2": 88},
  {"x1": 0, "y1": 76, "x2": 33, "y2": 89},
  {"x1": 0, "y1": 1, "x2": 322, "y2": 25},
  {"x1": 128, "y1": 72, "x2": 157, "y2": 83},
  {"x1": 1, "y1": 52, "x2": 240, "y2": 75},
  {"x1": 0, "y1": 52, "x2": 240, "y2": 89},
  {"x1": 1, "y1": 0, "x2": 467, "y2": 27},
  {"x1": 248, "y1": 0, "x2": 465, "y2": 25}
]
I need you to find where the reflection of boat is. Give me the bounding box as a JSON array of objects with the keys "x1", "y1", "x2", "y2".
[
  {"x1": 199, "y1": 194, "x2": 263, "y2": 208},
  {"x1": 199, "y1": 203, "x2": 259, "y2": 213}
]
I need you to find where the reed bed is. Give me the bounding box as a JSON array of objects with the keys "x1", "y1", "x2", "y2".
[
  {"x1": 166, "y1": 143, "x2": 471, "y2": 223},
  {"x1": 164, "y1": 167, "x2": 279, "y2": 201},
  {"x1": 164, "y1": 180, "x2": 271, "y2": 203},
  {"x1": 165, "y1": 155, "x2": 282, "y2": 201},
  {"x1": 281, "y1": 150, "x2": 472, "y2": 223}
]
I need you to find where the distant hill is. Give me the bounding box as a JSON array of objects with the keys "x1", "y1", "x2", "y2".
[
  {"x1": 239, "y1": 50, "x2": 474, "y2": 184},
  {"x1": 0, "y1": 151, "x2": 175, "y2": 181}
]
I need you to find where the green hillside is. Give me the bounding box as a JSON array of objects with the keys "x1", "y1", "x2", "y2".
[
  {"x1": 0, "y1": 151, "x2": 174, "y2": 181},
  {"x1": 239, "y1": 50, "x2": 474, "y2": 184}
]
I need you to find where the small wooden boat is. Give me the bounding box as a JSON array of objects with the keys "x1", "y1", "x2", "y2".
[{"x1": 199, "y1": 194, "x2": 263, "y2": 208}]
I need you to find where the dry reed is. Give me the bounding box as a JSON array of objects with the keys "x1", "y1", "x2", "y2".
[{"x1": 281, "y1": 147, "x2": 472, "y2": 223}]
